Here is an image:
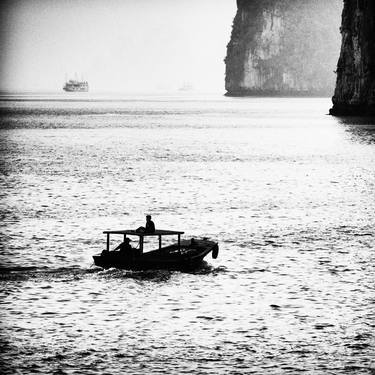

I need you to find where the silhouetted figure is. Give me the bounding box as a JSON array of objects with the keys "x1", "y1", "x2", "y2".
[
  {"x1": 145, "y1": 215, "x2": 155, "y2": 233},
  {"x1": 136, "y1": 215, "x2": 156, "y2": 233},
  {"x1": 113, "y1": 237, "x2": 132, "y2": 256}
]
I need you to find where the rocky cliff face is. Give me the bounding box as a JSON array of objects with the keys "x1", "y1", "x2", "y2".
[
  {"x1": 330, "y1": 0, "x2": 375, "y2": 115},
  {"x1": 225, "y1": 0, "x2": 342, "y2": 96}
]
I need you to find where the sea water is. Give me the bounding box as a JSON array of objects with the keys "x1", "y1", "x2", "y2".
[{"x1": 0, "y1": 94, "x2": 374, "y2": 374}]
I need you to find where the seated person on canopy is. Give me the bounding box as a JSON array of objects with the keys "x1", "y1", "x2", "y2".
[{"x1": 136, "y1": 215, "x2": 155, "y2": 233}]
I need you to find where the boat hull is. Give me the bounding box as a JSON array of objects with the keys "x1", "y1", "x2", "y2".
[
  {"x1": 63, "y1": 87, "x2": 88, "y2": 92},
  {"x1": 93, "y1": 239, "x2": 218, "y2": 271}
]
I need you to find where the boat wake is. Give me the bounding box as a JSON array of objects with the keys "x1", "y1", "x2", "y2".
[
  {"x1": 0, "y1": 266, "x2": 98, "y2": 282},
  {"x1": 98, "y1": 267, "x2": 173, "y2": 282},
  {"x1": 0, "y1": 264, "x2": 225, "y2": 282}
]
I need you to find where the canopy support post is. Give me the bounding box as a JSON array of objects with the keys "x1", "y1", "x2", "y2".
[
  {"x1": 178, "y1": 234, "x2": 181, "y2": 252},
  {"x1": 159, "y1": 235, "x2": 162, "y2": 250},
  {"x1": 106, "y1": 233, "x2": 110, "y2": 251},
  {"x1": 140, "y1": 236, "x2": 144, "y2": 254}
]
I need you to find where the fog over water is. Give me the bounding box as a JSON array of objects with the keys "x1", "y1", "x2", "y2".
[
  {"x1": 0, "y1": 0, "x2": 235, "y2": 93},
  {"x1": 0, "y1": 95, "x2": 374, "y2": 373}
]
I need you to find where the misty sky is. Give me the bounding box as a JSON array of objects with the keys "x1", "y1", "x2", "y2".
[{"x1": 0, "y1": 0, "x2": 236, "y2": 93}]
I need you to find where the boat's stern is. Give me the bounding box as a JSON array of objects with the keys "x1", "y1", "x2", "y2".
[
  {"x1": 92, "y1": 250, "x2": 117, "y2": 269},
  {"x1": 93, "y1": 254, "x2": 107, "y2": 269}
]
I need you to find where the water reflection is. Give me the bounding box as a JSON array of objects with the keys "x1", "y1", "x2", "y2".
[{"x1": 336, "y1": 116, "x2": 375, "y2": 144}]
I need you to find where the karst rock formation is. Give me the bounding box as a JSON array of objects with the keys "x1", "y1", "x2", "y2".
[
  {"x1": 330, "y1": 0, "x2": 375, "y2": 115},
  {"x1": 225, "y1": 0, "x2": 342, "y2": 96}
]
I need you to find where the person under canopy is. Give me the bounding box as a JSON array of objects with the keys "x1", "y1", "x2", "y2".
[{"x1": 113, "y1": 237, "x2": 133, "y2": 255}]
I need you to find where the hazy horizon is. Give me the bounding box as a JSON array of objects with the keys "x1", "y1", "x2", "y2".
[{"x1": 0, "y1": 0, "x2": 236, "y2": 93}]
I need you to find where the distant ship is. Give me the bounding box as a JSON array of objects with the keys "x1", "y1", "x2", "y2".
[
  {"x1": 63, "y1": 79, "x2": 88, "y2": 92},
  {"x1": 178, "y1": 82, "x2": 193, "y2": 92}
]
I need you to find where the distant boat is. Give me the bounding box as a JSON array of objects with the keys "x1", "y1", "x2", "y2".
[
  {"x1": 63, "y1": 79, "x2": 88, "y2": 92},
  {"x1": 178, "y1": 82, "x2": 193, "y2": 92}
]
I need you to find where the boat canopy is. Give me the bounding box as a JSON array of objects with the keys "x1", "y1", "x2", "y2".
[
  {"x1": 103, "y1": 229, "x2": 184, "y2": 236},
  {"x1": 103, "y1": 229, "x2": 185, "y2": 252}
]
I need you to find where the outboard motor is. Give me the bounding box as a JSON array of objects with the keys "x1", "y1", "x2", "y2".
[{"x1": 212, "y1": 244, "x2": 219, "y2": 259}]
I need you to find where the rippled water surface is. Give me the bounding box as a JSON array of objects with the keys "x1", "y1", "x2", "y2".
[{"x1": 0, "y1": 94, "x2": 374, "y2": 374}]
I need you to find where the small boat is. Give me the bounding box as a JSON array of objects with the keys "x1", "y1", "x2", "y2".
[{"x1": 93, "y1": 229, "x2": 219, "y2": 270}]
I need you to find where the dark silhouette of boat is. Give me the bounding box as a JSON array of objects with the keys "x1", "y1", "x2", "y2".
[{"x1": 93, "y1": 229, "x2": 219, "y2": 270}]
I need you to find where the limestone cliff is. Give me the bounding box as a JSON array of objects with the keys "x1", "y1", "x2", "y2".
[
  {"x1": 225, "y1": 0, "x2": 342, "y2": 96},
  {"x1": 330, "y1": 0, "x2": 375, "y2": 115}
]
